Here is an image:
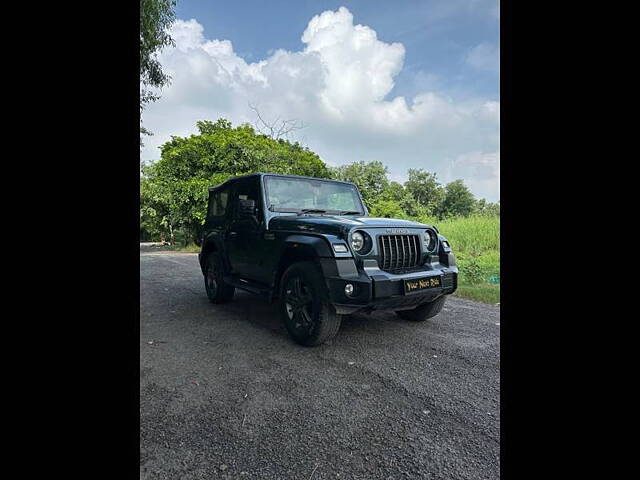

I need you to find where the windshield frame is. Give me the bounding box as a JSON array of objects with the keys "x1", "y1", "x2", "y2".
[{"x1": 263, "y1": 175, "x2": 366, "y2": 216}]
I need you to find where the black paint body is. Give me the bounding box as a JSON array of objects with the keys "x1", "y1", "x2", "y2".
[{"x1": 198, "y1": 173, "x2": 458, "y2": 315}]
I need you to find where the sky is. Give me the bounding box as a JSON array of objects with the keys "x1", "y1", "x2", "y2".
[{"x1": 141, "y1": 0, "x2": 500, "y2": 201}]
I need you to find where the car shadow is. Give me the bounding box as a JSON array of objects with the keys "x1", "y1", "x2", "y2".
[
  {"x1": 214, "y1": 290, "x2": 284, "y2": 333},
  {"x1": 203, "y1": 289, "x2": 416, "y2": 346}
]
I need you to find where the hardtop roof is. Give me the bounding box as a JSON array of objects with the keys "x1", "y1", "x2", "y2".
[{"x1": 207, "y1": 173, "x2": 357, "y2": 192}]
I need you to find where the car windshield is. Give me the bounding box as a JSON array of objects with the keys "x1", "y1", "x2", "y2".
[{"x1": 264, "y1": 176, "x2": 365, "y2": 214}]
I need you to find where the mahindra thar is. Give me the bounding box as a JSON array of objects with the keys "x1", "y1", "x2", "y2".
[{"x1": 199, "y1": 173, "x2": 458, "y2": 346}]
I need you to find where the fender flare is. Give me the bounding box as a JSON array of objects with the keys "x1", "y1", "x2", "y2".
[
  {"x1": 282, "y1": 234, "x2": 334, "y2": 258},
  {"x1": 198, "y1": 235, "x2": 223, "y2": 274},
  {"x1": 269, "y1": 234, "x2": 338, "y2": 301}
]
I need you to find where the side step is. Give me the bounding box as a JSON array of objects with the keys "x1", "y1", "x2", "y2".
[{"x1": 223, "y1": 275, "x2": 272, "y2": 296}]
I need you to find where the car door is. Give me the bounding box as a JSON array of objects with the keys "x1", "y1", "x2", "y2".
[
  {"x1": 224, "y1": 177, "x2": 268, "y2": 282},
  {"x1": 203, "y1": 185, "x2": 231, "y2": 248}
]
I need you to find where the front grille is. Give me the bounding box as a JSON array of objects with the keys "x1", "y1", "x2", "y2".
[{"x1": 378, "y1": 234, "x2": 421, "y2": 272}]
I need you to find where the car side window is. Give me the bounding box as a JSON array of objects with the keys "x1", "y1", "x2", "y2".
[
  {"x1": 232, "y1": 178, "x2": 262, "y2": 219},
  {"x1": 208, "y1": 188, "x2": 229, "y2": 218}
]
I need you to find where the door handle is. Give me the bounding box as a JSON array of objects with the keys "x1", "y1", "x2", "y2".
[{"x1": 228, "y1": 231, "x2": 238, "y2": 236}]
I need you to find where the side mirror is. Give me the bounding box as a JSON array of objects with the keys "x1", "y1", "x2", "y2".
[{"x1": 238, "y1": 198, "x2": 256, "y2": 217}]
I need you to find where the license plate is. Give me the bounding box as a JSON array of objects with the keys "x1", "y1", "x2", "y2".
[{"x1": 404, "y1": 276, "x2": 441, "y2": 295}]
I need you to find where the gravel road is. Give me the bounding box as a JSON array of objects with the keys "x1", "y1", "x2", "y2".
[{"x1": 140, "y1": 250, "x2": 500, "y2": 479}]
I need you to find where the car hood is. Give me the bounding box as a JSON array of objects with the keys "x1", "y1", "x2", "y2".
[{"x1": 268, "y1": 214, "x2": 429, "y2": 237}]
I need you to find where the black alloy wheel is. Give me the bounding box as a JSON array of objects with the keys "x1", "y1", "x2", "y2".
[
  {"x1": 204, "y1": 252, "x2": 235, "y2": 303},
  {"x1": 279, "y1": 261, "x2": 342, "y2": 346}
]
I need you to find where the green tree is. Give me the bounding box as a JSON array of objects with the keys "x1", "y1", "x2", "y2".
[
  {"x1": 474, "y1": 198, "x2": 500, "y2": 217},
  {"x1": 140, "y1": 119, "x2": 330, "y2": 244},
  {"x1": 196, "y1": 118, "x2": 232, "y2": 134},
  {"x1": 369, "y1": 199, "x2": 408, "y2": 219},
  {"x1": 330, "y1": 161, "x2": 390, "y2": 210},
  {"x1": 404, "y1": 169, "x2": 444, "y2": 216},
  {"x1": 140, "y1": 0, "x2": 176, "y2": 141},
  {"x1": 436, "y1": 179, "x2": 477, "y2": 218},
  {"x1": 374, "y1": 181, "x2": 423, "y2": 217}
]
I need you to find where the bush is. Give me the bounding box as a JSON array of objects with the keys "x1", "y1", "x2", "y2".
[
  {"x1": 428, "y1": 216, "x2": 500, "y2": 302},
  {"x1": 459, "y1": 253, "x2": 484, "y2": 285}
]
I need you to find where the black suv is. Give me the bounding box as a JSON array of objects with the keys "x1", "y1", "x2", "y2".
[{"x1": 199, "y1": 173, "x2": 458, "y2": 346}]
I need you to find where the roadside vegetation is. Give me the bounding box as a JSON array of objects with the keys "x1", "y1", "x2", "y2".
[
  {"x1": 140, "y1": 119, "x2": 500, "y2": 304},
  {"x1": 140, "y1": 0, "x2": 176, "y2": 143},
  {"x1": 433, "y1": 216, "x2": 500, "y2": 304}
]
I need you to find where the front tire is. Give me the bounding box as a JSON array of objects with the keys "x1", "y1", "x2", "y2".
[
  {"x1": 279, "y1": 261, "x2": 342, "y2": 346},
  {"x1": 396, "y1": 295, "x2": 446, "y2": 322},
  {"x1": 204, "y1": 252, "x2": 235, "y2": 304}
]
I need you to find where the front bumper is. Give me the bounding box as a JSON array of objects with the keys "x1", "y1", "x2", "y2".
[{"x1": 320, "y1": 254, "x2": 458, "y2": 315}]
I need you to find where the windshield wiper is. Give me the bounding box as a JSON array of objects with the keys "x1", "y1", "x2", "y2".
[
  {"x1": 300, "y1": 208, "x2": 328, "y2": 214},
  {"x1": 340, "y1": 210, "x2": 361, "y2": 215},
  {"x1": 269, "y1": 205, "x2": 299, "y2": 213}
]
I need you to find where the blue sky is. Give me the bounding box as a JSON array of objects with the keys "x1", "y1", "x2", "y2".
[{"x1": 143, "y1": 0, "x2": 500, "y2": 200}]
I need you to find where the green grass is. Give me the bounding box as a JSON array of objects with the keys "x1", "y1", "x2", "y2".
[
  {"x1": 432, "y1": 215, "x2": 500, "y2": 305},
  {"x1": 146, "y1": 243, "x2": 201, "y2": 253},
  {"x1": 169, "y1": 244, "x2": 201, "y2": 253},
  {"x1": 432, "y1": 215, "x2": 500, "y2": 252},
  {"x1": 454, "y1": 284, "x2": 500, "y2": 304}
]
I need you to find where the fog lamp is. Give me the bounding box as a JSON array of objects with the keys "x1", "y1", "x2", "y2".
[{"x1": 344, "y1": 284, "x2": 354, "y2": 296}]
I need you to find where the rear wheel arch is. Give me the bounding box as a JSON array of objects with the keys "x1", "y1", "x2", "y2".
[{"x1": 199, "y1": 239, "x2": 221, "y2": 274}]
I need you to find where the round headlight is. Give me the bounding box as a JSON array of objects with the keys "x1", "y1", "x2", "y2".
[
  {"x1": 351, "y1": 231, "x2": 365, "y2": 251},
  {"x1": 423, "y1": 230, "x2": 437, "y2": 252}
]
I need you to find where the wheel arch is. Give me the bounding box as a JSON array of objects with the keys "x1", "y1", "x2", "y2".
[
  {"x1": 270, "y1": 235, "x2": 334, "y2": 302},
  {"x1": 199, "y1": 238, "x2": 221, "y2": 275}
]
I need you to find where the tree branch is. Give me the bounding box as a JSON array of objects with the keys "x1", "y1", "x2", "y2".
[{"x1": 248, "y1": 103, "x2": 306, "y2": 140}]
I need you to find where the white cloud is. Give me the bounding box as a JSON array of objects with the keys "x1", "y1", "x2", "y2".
[
  {"x1": 142, "y1": 7, "x2": 500, "y2": 201},
  {"x1": 465, "y1": 42, "x2": 500, "y2": 73},
  {"x1": 448, "y1": 151, "x2": 500, "y2": 201}
]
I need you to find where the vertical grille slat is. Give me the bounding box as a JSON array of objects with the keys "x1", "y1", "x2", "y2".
[
  {"x1": 381, "y1": 236, "x2": 386, "y2": 270},
  {"x1": 384, "y1": 236, "x2": 390, "y2": 270},
  {"x1": 377, "y1": 234, "x2": 421, "y2": 273},
  {"x1": 405, "y1": 237, "x2": 413, "y2": 268},
  {"x1": 393, "y1": 236, "x2": 397, "y2": 270},
  {"x1": 401, "y1": 236, "x2": 406, "y2": 269}
]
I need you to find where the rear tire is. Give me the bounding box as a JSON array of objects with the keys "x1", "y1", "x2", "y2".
[
  {"x1": 396, "y1": 295, "x2": 446, "y2": 322},
  {"x1": 204, "y1": 252, "x2": 235, "y2": 304},
  {"x1": 279, "y1": 261, "x2": 342, "y2": 346}
]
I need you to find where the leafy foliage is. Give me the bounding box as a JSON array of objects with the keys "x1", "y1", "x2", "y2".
[
  {"x1": 435, "y1": 180, "x2": 477, "y2": 219},
  {"x1": 369, "y1": 199, "x2": 408, "y2": 219},
  {"x1": 140, "y1": 0, "x2": 176, "y2": 146},
  {"x1": 404, "y1": 169, "x2": 444, "y2": 216},
  {"x1": 474, "y1": 198, "x2": 501, "y2": 217},
  {"x1": 330, "y1": 161, "x2": 389, "y2": 210},
  {"x1": 140, "y1": 0, "x2": 176, "y2": 111},
  {"x1": 459, "y1": 251, "x2": 484, "y2": 285},
  {"x1": 327, "y1": 162, "x2": 497, "y2": 220}
]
